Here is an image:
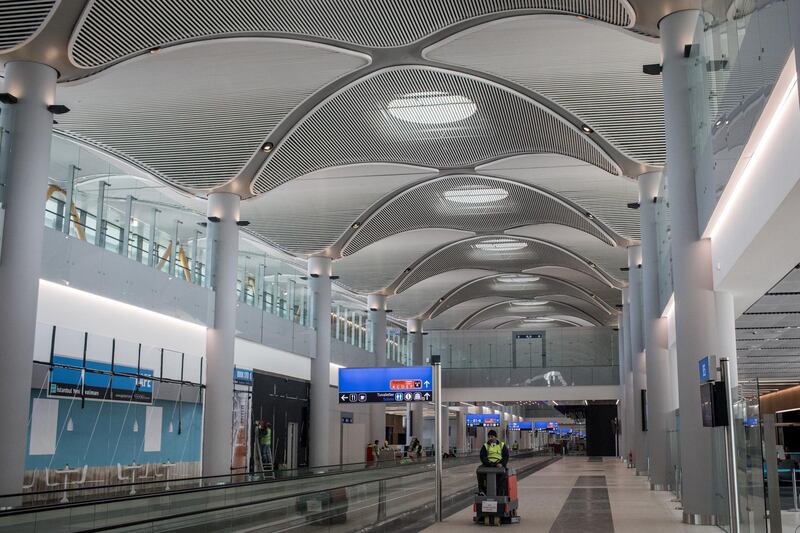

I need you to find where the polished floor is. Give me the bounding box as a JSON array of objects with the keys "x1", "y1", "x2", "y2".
[{"x1": 423, "y1": 456, "x2": 714, "y2": 532}]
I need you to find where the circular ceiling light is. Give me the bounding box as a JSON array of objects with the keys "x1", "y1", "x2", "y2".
[
  {"x1": 511, "y1": 300, "x2": 549, "y2": 307},
  {"x1": 524, "y1": 317, "x2": 554, "y2": 323},
  {"x1": 387, "y1": 91, "x2": 477, "y2": 125},
  {"x1": 496, "y1": 274, "x2": 539, "y2": 284},
  {"x1": 443, "y1": 185, "x2": 508, "y2": 204},
  {"x1": 474, "y1": 238, "x2": 527, "y2": 252}
]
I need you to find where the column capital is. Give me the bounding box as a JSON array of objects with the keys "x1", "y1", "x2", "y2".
[
  {"x1": 627, "y1": 245, "x2": 642, "y2": 266},
  {"x1": 637, "y1": 171, "x2": 662, "y2": 199},
  {"x1": 407, "y1": 318, "x2": 423, "y2": 334},
  {"x1": 307, "y1": 255, "x2": 332, "y2": 277},
  {"x1": 368, "y1": 293, "x2": 386, "y2": 311}
]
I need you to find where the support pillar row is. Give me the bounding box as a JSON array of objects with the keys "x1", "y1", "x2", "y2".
[{"x1": 406, "y1": 318, "x2": 424, "y2": 445}]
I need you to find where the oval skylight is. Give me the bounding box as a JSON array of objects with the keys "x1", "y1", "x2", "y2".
[
  {"x1": 443, "y1": 185, "x2": 508, "y2": 204},
  {"x1": 497, "y1": 275, "x2": 540, "y2": 284},
  {"x1": 524, "y1": 317, "x2": 554, "y2": 323},
  {"x1": 474, "y1": 238, "x2": 527, "y2": 252},
  {"x1": 387, "y1": 91, "x2": 477, "y2": 124},
  {"x1": 511, "y1": 300, "x2": 549, "y2": 307}
]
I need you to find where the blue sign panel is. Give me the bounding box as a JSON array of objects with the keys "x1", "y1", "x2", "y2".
[
  {"x1": 338, "y1": 366, "x2": 433, "y2": 403},
  {"x1": 466, "y1": 414, "x2": 501, "y2": 427},
  {"x1": 49, "y1": 355, "x2": 153, "y2": 404},
  {"x1": 533, "y1": 421, "x2": 559, "y2": 430},
  {"x1": 699, "y1": 357, "x2": 711, "y2": 382},
  {"x1": 234, "y1": 367, "x2": 253, "y2": 384},
  {"x1": 508, "y1": 421, "x2": 533, "y2": 431}
]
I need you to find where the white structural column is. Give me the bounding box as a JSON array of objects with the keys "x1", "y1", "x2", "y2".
[
  {"x1": 202, "y1": 192, "x2": 241, "y2": 476},
  {"x1": 0, "y1": 62, "x2": 57, "y2": 495},
  {"x1": 406, "y1": 318, "x2": 425, "y2": 444},
  {"x1": 661, "y1": 9, "x2": 719, "y2": 523},
  {"x1": 368, "y1": 294, "x2": 387, "y2": 445},
  {"x1": 308, "y1": 256, "x2": 333, "y2": 467},
  {"x1": 639, "y1": 172, "x2": 671, "y2": 489},
  {"x1": 627, "y1": 246, "x2": 648, "y2": 475},
  {"x1": 455, "y1": 406, "x2": 467, "y2": 453},
  {"x1": 622, "y1": 289, "x2": 636, "y2": 464},
  {"x1": 617, "y1": 324, "x2": 628, "y2": 459}
]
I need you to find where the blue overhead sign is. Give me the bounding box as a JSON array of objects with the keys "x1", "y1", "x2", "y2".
[
  {"x1": 508, "y1": 421, "x2": 533, "y2": 431},
  {"x1": 533, "y1": 421, "x2": 559, "y2": 430},
  {"x1": 466, "y1": 414, "x2": 501, "y2": 427},
  {"x1": 338, "y1": 366, "x2": 433, "y2": 403},
  {"x1": 234, "y1": 367, "x2": 253, "y2": 384}
]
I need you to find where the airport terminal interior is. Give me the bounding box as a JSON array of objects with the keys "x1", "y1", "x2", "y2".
[{"x1": 2, "y1": 0, "x2": 800, "y2": 531}]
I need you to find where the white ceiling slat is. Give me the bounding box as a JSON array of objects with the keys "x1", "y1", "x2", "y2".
[
  {"x1": 425, "y1": 15, "x2": 664, "y2": 166},
  {"x1": 0, "y1": 0, "x2": 58, "y2": 53},
  {"x1": 253, "y1": 67, "x2": 620, "y2": 195},
  {"x1": 69, "y1": 0, "x2": 633, "y2": 68},
  {"x1": 342, "y1": 174, "x2": 615, "y2": 256},
  {"x1": 54, "y1": 38, "x2": 368, "y2": 190}
]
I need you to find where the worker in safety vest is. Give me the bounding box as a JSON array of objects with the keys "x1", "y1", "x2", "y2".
[
  {"x1": 477, "y1": 429, "x2": 510, "y2": 495},
  {"x1": 259, "y1": 421, "x2": 273, "y2": 467}
]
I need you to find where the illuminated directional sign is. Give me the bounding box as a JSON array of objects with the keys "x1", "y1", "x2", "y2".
[
  {"x1": 338, "y1": 366, "x2": 433, "y2": 404},
  {"x1": 466, "y1": 414, "x2": 501, "y2": 427},
  {"x1": 49, "y1": 355, "x2": 153, "y2": 404},
  {"x1": 508, "y1": 421, "x2": 533, "y2": 431},
  {"x1": 533, "y1": 421, "x2": 559, "y2": 430}
]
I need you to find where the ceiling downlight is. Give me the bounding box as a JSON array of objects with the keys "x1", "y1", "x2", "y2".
[{"x1": 386, "y1": 91, "x2": 476, "y2": 125}]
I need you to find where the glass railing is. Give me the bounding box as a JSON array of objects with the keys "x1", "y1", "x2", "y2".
[
  {"x1": 688, "y1": 0, "x2": 793, "y2": 230},
  {"x1": 0, "y1": 450, "x2": 551, "y2": 532}
]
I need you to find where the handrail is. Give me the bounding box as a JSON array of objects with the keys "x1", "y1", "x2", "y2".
[
  {"x1": 1, "y1": 455, "x2": 435, "y2": 500},
  {"x1": 0, "y1": 460, "x2": 437, "y2": 518}
]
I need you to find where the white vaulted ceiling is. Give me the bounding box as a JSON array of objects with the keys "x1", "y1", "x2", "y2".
[
  {"x1": 55, "y1": 38, "x2": 369, "y2": 190},
  {"x1": 0, "y1": 0, "x2": 665, "y2": 330}
]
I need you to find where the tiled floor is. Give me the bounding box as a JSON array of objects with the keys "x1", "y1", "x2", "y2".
[{"x1": 423, "y1": 456, "x2": 717, "y2": 532}]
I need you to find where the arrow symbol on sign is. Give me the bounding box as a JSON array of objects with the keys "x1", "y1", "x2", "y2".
[
  {"x1": 423, "y1": 380, "x2": 430, "y2": 387},
  {"x1": 423, "y1": 392, "x2": 431, "y2": 400},
  {"x1": 341, "y1": 395, "x2": 347, "y2": 401}
]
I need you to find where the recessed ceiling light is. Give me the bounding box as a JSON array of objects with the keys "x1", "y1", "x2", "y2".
[
  {"x1": 149, "y1": 47, "x2": 161, "y2": 54},
  {"x1": 496, "y1": 274, "x2": 539, "y2": 284},
  {"x1": 261, "y1": 142, "x2": 274, "y2": 153},
  {"x1": 351, "y1": 222, "x2": 360, "y2": 229},
  {"x1": 387, "y1": 91, "x2": 477, "y2": 124},
  {"x1": 581, "y1": 124, "x2": 593, "y2": 134},
  {"x1": 474, "y1": 238, "x2": 527, "y2": 252},
  {"x1": 443, "y1": 185, "x2": 508, "y2": 204},
  {"x1": 524, "y1": 317, "x2": 554, "y2": 323}
]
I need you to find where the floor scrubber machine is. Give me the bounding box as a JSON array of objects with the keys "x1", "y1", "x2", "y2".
[{"x1": 473, "y1": 465, "x2": 520, "y2": 526}]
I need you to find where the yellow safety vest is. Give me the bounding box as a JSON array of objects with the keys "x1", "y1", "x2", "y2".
[{"x1": 483, "y1": 441, "x2": 505, "y2": 463}]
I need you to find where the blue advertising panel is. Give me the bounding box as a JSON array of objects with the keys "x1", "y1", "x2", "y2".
[
  {"x1": 338, "y1": 366, "x2": 433, "y2": 403},
  {"x1": 49, "y1": 355, "x2": 154, "y2": 404},
  {"x1": 466, "y1": 414, "x2": 502, "y2": 427},
  {"x1": 508, "y1": 421, "x2": 533, "y2": 431}
]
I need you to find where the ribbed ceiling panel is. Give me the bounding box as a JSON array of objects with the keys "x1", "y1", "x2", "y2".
[
  {"x1": 524, "y1": 265, "x2": 621, "y2": 305},
  {"x1": 479, "y1": 154, "x2": 640, "y2": 240},
  {"x1": 342, "y1": 174, "x2": 613, "y2": 256},
  {"x1": 432, "y1": 275, "x2": 612, "y2": 318},
  {"x1": 389, "y1": 269, "x2": 495, "y2": 319},
  {"x1": 508, "y1": 223, "x2": 627, "y2": 282},
  {"x1": 397, "y1": 236, "x2": 611, "y2": 292},
  {"x1": 334, "y1": 229, "x2": 472, "y2": 293},
  {"x1": 69, "y1": 0, "x2": 633, "y2": 68},
  {"x1": 55, "y1": 39, "x2": 368, "y2": 190},
  {"x1": 426, "y1": 16, "x2": 664, "y2": 165},
  {"x1": 426, "y1": 296, "x2": 509, "y2": 330},
  {"x1": 252, "y1": 67, "x2": 620, "y2": 194},
  {"x1": 241, "y1": 164, "x2": 435, "y2": 255},
  {"x1": 460, "y1": 300, "x2": 601, "y2": 329},
  {"x1": 0, "y1": 0, "x2": 57, "y2": 53}
]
